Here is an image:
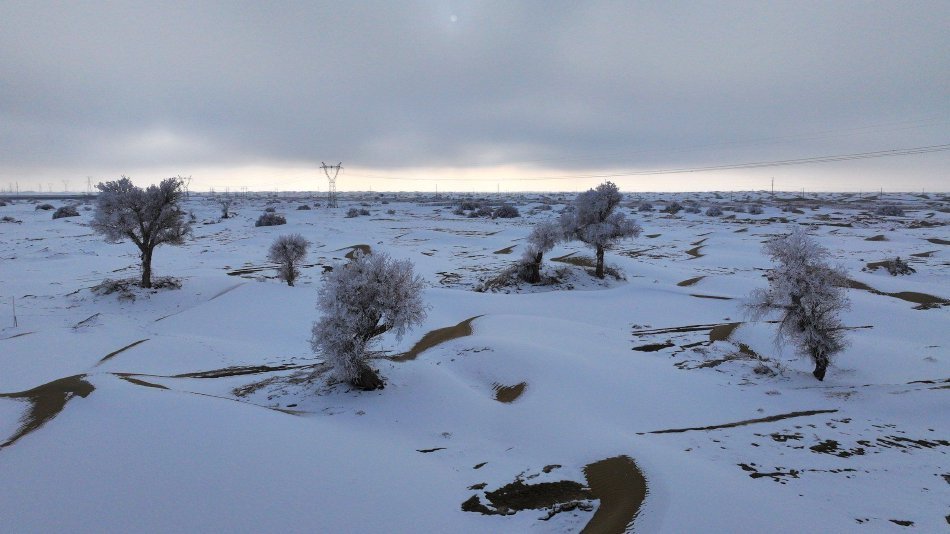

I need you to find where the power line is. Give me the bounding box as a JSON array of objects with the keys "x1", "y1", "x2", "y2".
[{"x1": 346, "y1": 143, "x2": 950, "y2": 182}]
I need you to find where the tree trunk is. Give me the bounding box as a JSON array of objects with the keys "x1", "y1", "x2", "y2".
[
  {"x1": 595, "y1": 245, "x2": 605, "y2": 279},
  {"x1": 351, "y1": 361, "x2": 384, "y2": 391},
  {"x1": 812, "y1": 349, "x2": 828, "y2": 381},
  {"x1": 140, "y1": 247, "x2": 153, "y2": 288},
  {"x1": 525, "y1": 251, "x2": 543, "y2": 284}
]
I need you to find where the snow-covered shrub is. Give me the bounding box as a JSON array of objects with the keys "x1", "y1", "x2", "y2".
[
  {"x1": 264, "y1": 206, "x2": 276, "y2": 213},
  {"x1": 475, "y1": 205, "x2": 494, "y2": 217},
  {"x1": 452, "y1": 206, "x2": 466, "y2": 216},
  {"x1": 662, "y1": 201, "x2": 683, "y2": 214},
  {"x1": 638, "y1": 202, "x2": 653, "y2": 212},
  {"x1": 1, "y1": 215, "x2": 20, "y2": 223},
  {"x1": 386, "y1": 209, "x2": 396, "y2": 215},
  {"x1": 345, "y1": 207, "x2": 360, "y2": 218},
  {"x1": 745, "y1": 227, "x2": 850, "y2": 381},
  {"x1": 297, "y1": 204, "x2": 311, "y2": 210},
  {"x1": 885, "y1": 257, "x2": 915, "y2": 276},
  {"x1": 35, "y1": 203, "x2": 54, "y2": 211},
  {"x1": 219, "y1": 198, "x2": 233, "y2": 219},
  {"x1": 52, "y1": 206, "x2": 80, "y2": 219},
  {"x1": 875, "y1": 205, "x2": 905, "y2": 217},
  {"x1": 493, "y1": 204, "x2": 520, "y2": 218},
  {"x1": 705, "y1": 206, "x2": 723, "y2": 217},
  {"x1": 747, "y1": 204, "x2": 764, "y2": 215},
  {"x1": 267, "y1": 234, "x2": 310, "y2": 286},
  {"x1": 561, "y1": 181, "x2": 642, "y2": 278},
  {"x1": 92, "y1": 176, "x2": 190, "y2": 288},
  {"x1": 0, "y1": 200, "x2": 8, "y2": 207},
  {"x1": 255, "y1": 212, "x2": 286, "y2": 226},
  {"x1": 311, "y1": 251, "x2": 427, "y2": 390},
  {"x1": 359, "y1": 208, "x2": 370, "y2": 216},
  {"x1": 685, "y1": 205, "x2": 701, "y2": 214},
  {"x1": 519, "y1": 220, "x2": 564, "y2": 283}
]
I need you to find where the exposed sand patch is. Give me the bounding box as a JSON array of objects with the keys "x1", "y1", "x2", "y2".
[
  {"x1": 391, "y1": 316, "x2": 482, "y2": 362},
  {"x1": 865, "y1": 234, "x2": 888, "y2": 241},
  {"x1": 1, "y1": 332, "x2": 33, "y2": 341},
  {"x1": 845, "y1": 279, "x2": 948, "y2": 306},
  {"x1": 551, "y1": 252, "x2": 596, "y2": 268},
  {"x1": 342, "y1": 244, "x2": 372, "y2": 259},
  {"x1": 172, "y1": 363, "x2": 314, "y2": 379},
  {"x1": 492, "y1": 382, "x2": 527, "y2": 403},
  {"x1": 926, "y1": 238, "x2": 950, "y2": 245},
  {"x1": 647, "y1": 409, "x2": 838, "y2": 434},
  {"x1": 676, "y1": 276, "x2": 705, "y2": 287},
  {"x1": 689, "y1": 293, "x2": 732, "y2": 300},
  {"x1": 493, "y1": 245, "x2": 516, "y2": 255},
  {"x1": 685, "y1": 245, "x2": 705, "y2": 259},
  {"x1": 0, "y1": 375, "x2": 94, "y2": 449},
  {"x1": 645, "y1": 234, "x2": 661, "y2": 238},
  {"x1": 117, "y1": 375, "x2": 169, "y2": 390},
  {"x1": 97, "y1": 339, "x2": 149, "y2": 365},
  {"x1": 582, "y1": 455, "x2": 647, "y2": 534},
  {"x1": 910, "y1": 250, "x2": 938, "y2": 258}
]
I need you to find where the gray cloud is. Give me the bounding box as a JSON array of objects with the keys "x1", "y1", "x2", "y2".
[{"x1": 1, "y1": 1, "x2": 947, "y2": 188}]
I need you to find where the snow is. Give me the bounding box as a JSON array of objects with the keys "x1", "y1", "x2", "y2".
[{"x1": 1, "y1": 191, "x2": 948, "y2": 532}]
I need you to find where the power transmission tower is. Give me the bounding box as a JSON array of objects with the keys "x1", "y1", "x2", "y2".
[{"x1": 322, "y1": 162, "x2": 342, "y2": 208}]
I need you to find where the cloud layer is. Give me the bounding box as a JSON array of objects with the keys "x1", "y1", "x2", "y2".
[{"x1": 1, "y1": 1, "x2": 947, "y2": 190}]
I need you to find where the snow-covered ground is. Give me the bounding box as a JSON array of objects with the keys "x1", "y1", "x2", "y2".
[{"x1": 1, "y1": 191, "x2": 947, "y2": 532}]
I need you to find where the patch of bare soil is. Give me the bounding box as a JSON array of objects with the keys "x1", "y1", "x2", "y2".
[
  {"x1": 1, "y1": 332, "x2": 33, "y2": 341},
  {"x1": 632, "y1": 341, "x2": 676, "y2": 352},
  {"x1": 173, "y1": 363, "x2": 314, "y2": 379},
  {"x1": 342, "y1": 244, "x2": 372, "y2": 260},
  {"x1": 493, "y1": 245, "x2": 516, "y2": 254},
  {"x1": 463, "y1": 479, "x2": 593, "y2": 516},
  {"x1": 910, "y1": 250, "x2": 938, "y2": 258},
  {"x1": 645, "y1": 234, "x2": 661, "y2": 238},
  {"x1": 926, "y1": 238, "x2": 950, "y2": 245},
  {"x1": 689, "y1": 293, "x2": 733, "y2": 300},
  {"x1": 684, "y1": 245, "x2": 705, "y2": 259},
  {"x1": 582, "y1": 455, "x2": 648, "y2": 534},
  {"x1": 116, "y1": 375, "x2": 169, "y2": 390},
  {"x1": 676, "y1": 276, "x2": 705, "y2": 287},
  {"x1": 0, "y1": 375, "x2": 94, "y2": 449},
  {"x1": 390, "y1": 316, "x2": 482, "y2": 362},
  {"x1": 551, "y1": 252, "x2": 595, "y2": 268},
  {"x1": 865, "y1": 234, "x2": 888, "y2": 241},
  {"x1": 97, "y1": 339, "x2": 149, "y2": 365},
  {"x1": 492, "y1": 382, "x2": 526, "y2": 403},
  {"x1": 844, "y1": 279, "x2": 948, "y2": 307},
  {"x1": 647, "y1": 409, "x2": 838, "y2": 434}
]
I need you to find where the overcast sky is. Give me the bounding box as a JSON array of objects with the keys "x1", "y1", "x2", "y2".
[{"x1": 1, "y1": 1, "x2": 947, "y2": 192}]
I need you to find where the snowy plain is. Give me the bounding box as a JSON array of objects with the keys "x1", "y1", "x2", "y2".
[{"x1": 0, "y1": 191, "x2": 947, "y2": 533}]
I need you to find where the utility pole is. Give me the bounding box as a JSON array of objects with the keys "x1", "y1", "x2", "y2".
[
  {"x1": 322, "y1": 162, "x2": 342, "y2": 208},
  {"x1": 62, "y1": 179, "x2": 69, "y2": 193}
]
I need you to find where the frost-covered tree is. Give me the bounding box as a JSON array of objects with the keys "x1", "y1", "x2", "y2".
[
  {"x1": 91, "y1": 176, "x2": 190, "y2": 288},
  {"x1": 311, "y1": 251, "x2": 427, "y2": 390},
  {"x1": 745, "y1": 227, "x2": 850, "y2": 381},
  {"x1": 561, "y1": 181, "x2": 642, "y2": 278},
  {"x1": 519, "y1": 220, "x2": 563, "y2": 283},
  {"x1": 219, "y1": 198, "x2": 233, "y2": 219},
  {"x1": 267, "y1": 234, "x2": 310, "y2": 286}
]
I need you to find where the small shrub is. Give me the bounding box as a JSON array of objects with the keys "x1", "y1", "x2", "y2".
[
  {"x1": 255, "y1": 212, "x2": 287, "y2": 227},
  {"x1": 474, "y1": 206, "x2": 494, "y2": 217},
  {"x1": 875, "y1": 205, "x2": 905, "y2": 217},
  {"x1": 662, "y1": 202, "x2": 683, "y2": 214},
  {"x1": 747, "y1": 204, "x2": 764, "y2": 215},
  {"x1": 36, "y1": 203, "x2": 54, "y2": 211},
  {"x1": 345, "y1": 207, "x2": 360, "y2": 218},
  {"x1": 0, "y1": 200, "x2": 7, "y2": 207},
  {"x1": 453, "y1": 206, "x2": 466, "y2": 216},
  {"x1": 296, "y1": 204, "x2": 311, "y2": 210},
  {"x1": 52, "y1": 206, "x2": 80, "y2": 219},
  {"x1": 359, "y1": 208, "x2": 371, "y2": 216},
  {"x1": 638, "y1": 202, "x2": 653, "y2": 212},
  {"x1": 705, "y1": 206, "x2": 723, "y2": 217},
  {"x1": 493, "y1": 204, "x2": 520, "y2": 218},
  {"x1": 386, "y1": 209, "x2": 396, "y2": 215},
  {"x1": 1, "y1": 215, "x2": 20, "y2": 223},
  {"x1": 264, "y1": 206, "x2": 276, "y2": 213},
  {"x1": 885, "y1": 257, "x2": 915, "y2": 276},
  {"x1": 685, "y1": 205, "x2": 701, "y2": 214}
]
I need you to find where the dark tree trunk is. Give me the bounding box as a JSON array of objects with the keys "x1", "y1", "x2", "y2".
[
  {"x1": 351, "y1": 362, "x2": 385, "y2": 391},
  {"x1": 595, "y1": 245, "x2": 605, "y2": 279},
  {"x1": 140, "y1": 247, "x2": 153, "y2": 288},
  {"x1": 524, "y1": 251, "x2": 543, "y2": 283},
  {"x1": 812, "y1": 350, "x2": 828, "y2": 381}
]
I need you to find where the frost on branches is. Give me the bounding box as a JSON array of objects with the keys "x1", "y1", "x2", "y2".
[
  {"x1": 519, "y1": 221, "x2": 563, "y2": 283},
  {"x1": 267, "y1": 234, "x2": 310, "y2": 286},
  {"x1": 91, "y1": 176, "x2": 190, "y2": 288},
  {"x1": 561, "y1": 181, "x2": 642, "y2": 278},
  {"x1": 745, "y1": 227, "x2": 851, "y2": 381},
  {"x1": 311, "y1": 251, "x2": 427, "y2": 390}
]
